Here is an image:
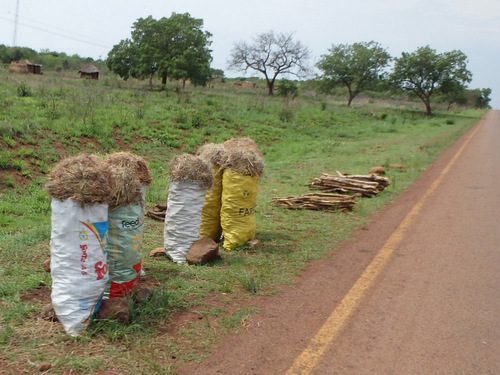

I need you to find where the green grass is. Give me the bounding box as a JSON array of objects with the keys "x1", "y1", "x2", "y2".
[{"x1": 0, "y1": 69, "x2": 486, "y2": 374}]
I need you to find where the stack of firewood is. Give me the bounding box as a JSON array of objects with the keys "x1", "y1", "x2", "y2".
[
  {"x1": 271, "y1": 192, "x2": 356, "y2": 212},
  {"x1": 271, "y1": 171, "x2": 390, "y2": 212},
  {"x1": 309, "y1": 171, "x2": 390, "y2": 198}
]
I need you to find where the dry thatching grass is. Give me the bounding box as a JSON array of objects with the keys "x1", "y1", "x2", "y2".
[
  {"x1": 169, "y1": 154, "x2": 214, "y2": 189},
  {"x1": 196, "y1": 143, "x2": 227, "y2": 167},
  {"x1": 45, "y1": 154, "x2": 113, "y2": 206},
  {"x1": 8, "y1": 60, "x2": 29, "y2": 74},
  {"x1": 105, "y1": 152, "x2": 152, "y2": 185},
  {"x1": 222, "y1": 148, "x2": 265, "y2": 177},
  {"x1": 223, "y1": 137, "x2": 262, "y2": 156},
  {"x1": 108, "y1": 166, "x2": 143, "y2": 209}
]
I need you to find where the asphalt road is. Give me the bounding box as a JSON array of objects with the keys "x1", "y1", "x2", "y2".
[{"x1": 180, "y1": 110, "x2": 500, "y2": 375}]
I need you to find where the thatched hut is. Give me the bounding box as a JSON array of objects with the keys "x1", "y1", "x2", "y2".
[{"x1": 78, "y1": 64, "x2": 99, "y2": 79}]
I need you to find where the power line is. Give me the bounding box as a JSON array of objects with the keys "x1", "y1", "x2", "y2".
[
  {"x1": 16, "y1": 13, "x2": 118, "y2": 47},
  {"x1": 0, "y1": 14, "x2": 114, "y2": 50}
]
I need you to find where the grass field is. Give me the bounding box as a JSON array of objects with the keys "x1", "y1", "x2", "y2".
[{"x1": 0, "y1": 70, "x2": 486, "y2": 374}]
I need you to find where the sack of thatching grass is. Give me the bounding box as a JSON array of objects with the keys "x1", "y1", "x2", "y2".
[
  {"x1": 164, "y1": 154, "x2": 214, "y2": 263},
  {"x1": 223, "y1": 137, "x2": 262, "y2": 156},
  {"x1": 45, "y1": 154, "x2": 112, "y2": 336},
  {"x1": 197, "y1": 144, "x2": 227, "y2": 241},
  {"x1": 220, "y1": 148, "x2": 264, "y2": 250},
  {"x1": 199, "y1": 166, "x2": 223, "y2": 241},
  {"x1": 49, "y1": 199, "x2": 109, "y2": 336},
  {"x1": 105, "y1": 152, "x2": 152, "y2": 215},
  {"x1": 105, "y1": 166, "x2": 145, "y2": 299}
]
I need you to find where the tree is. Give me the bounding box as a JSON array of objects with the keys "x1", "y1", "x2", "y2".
[
  {"x1": 439, "y1": 78, "x2": 468, "y2": 110},
  {"x1": 228, "y1": 31, "x2": 310, "y2": 95},
  {"x1": 390, "y1": 46, "x2": 472, "y2": 116},
  {"x1": 470, "y1": 88, "x2": 492, "y2": 109},
  {"x1": 316, "y1": 41, "x2": 391, "y2": 106},
  {"x1": 107, "y1": 13, "x2": 213, "y2": 87}
]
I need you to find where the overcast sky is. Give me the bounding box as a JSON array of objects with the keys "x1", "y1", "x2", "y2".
[{"x1": 1, "y1": 0, "x2": 499, "y2": 109}]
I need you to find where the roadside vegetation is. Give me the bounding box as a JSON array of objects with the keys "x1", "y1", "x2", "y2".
[{"x1": 0, "y1": 66, "x2": 487, "y2": 374}]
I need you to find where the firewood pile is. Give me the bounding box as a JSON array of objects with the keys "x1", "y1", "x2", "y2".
[
  {"x1": 146, "y1": 203, "x2": 166, "y2": 221},
  {"x1": 309, "y1": 171, "x2": 390, "y2": 198},
  {"x1": 271, "y1": 192, "x2": 356, "y2": 212}
]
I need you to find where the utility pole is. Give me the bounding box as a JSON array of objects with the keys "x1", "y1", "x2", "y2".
[{"x1": 13, "y1": 0, "x2": 20, "y2": 46}]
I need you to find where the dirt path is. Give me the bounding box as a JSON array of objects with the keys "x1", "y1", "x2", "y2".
[{"x1": 179, "y1": 110, "x2": 500, "y2": 375}]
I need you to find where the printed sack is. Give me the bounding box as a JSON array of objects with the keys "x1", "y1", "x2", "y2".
[{"x1": 50, "y1": 198, "x2": 109, "y2": 336}]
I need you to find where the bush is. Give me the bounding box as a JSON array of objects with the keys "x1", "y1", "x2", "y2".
[
  {"x1": 17, "y1": 82, "x2": 32, "y2": 97},
  {"x1": 276, "y1": 79, "x2": 299, "y2": 99}
]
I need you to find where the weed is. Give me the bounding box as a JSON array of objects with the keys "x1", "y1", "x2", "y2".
[
  {"x1": 0, "y1": 151, "x2": 15, "y2": 169},
  {"x1": 45, "y1": 98, "x2": 60, "y2": 120},
  {"x1": 279, "y1": 102, "x2": 296, "y2": 122},
  {"x1": 2, "y1": 175, "x2": 15, "y2": 187},
  {"x1": 2, "y1": 136, "x2": 16, "y2": 148},
  {"x1": 234, "y1": 271, "x2": 260, "y2": 293},
  {"x1": 220, "y1": 308, "x2": 260, "y2": 332},
  {"x1": 17, "y1": 82, "x2": 32, "y2": 97}
]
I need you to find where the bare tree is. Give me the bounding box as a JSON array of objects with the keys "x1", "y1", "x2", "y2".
[{"x1": 228, "y1": 31, "x2": 310, "y2": 95}]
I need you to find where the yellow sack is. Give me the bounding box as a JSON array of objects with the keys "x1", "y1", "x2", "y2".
[
  {"x1": 200, "y1": 167, "x2": 223, "y2": 241},
  {"x1": 221, "y1": 169, "x2": 259, "y2": 250}
]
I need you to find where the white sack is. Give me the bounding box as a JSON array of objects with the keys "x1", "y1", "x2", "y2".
[
  {"x1": 50, "y1": 198, "x2": 109, "y2": 336},
  {"x1": 164, "y1": 180, "x2": 208, "y2": 264}
]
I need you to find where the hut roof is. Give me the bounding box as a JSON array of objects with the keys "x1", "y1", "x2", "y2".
[{"x1": 79, "y1": 64, "x2": 99, "y2": 74}]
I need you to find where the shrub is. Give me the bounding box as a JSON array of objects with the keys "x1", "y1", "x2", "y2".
[
  {"x1": 17, "y1": 82, "x2": 32, "y2": 97},
  {"x1": 276, "y1": 79, "x2": 299, "y2": 99}
]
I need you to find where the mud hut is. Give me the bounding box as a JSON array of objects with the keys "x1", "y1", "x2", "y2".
[{"x1": 78, "y1": 63, "x2": 100, "y2": 79}]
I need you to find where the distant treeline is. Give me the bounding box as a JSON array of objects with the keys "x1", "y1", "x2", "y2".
[
  {"x1": 0, "y1": 44, "x2": 102, "y2": 72},
  {"x1": 0, "y1": 44, "x2": 490, "y2": 110}
]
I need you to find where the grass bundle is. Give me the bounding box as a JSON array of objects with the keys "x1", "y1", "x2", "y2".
[
  {"x1": 8, "y1": 60, "x2": 29, "y2": 74},
  {"x1": 105, "y1": 152, "x2": 152, "y2": 185},
  {"x1": 108, "y1": 166, "x2": 143, "y2": 209},
  {"x1": 223, "y1": 137, "x2": 262, "y2": 156},
  {"x1": 45, "y1": 154, "x2": 113, "y2": 206},
  {"x1": 196, "y1": 143, "x2": 227, "y2": 168},
  {"x1": 222, "y1": 148, "x2": 265, "y2": 177},
  {"x1": 169, "y1": 154, "x2": 214, "y2": 190}
]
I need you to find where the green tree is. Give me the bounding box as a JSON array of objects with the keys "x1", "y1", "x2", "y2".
[
  {"x1": 228, "y1": 31, "x2": 310, "y2": 95},
  {"x1": 107, "y1": 13, "x2": 213, "y2": 87},
  {"x1": 390, "y1": 46, "x2": 472, "y2": 116},
  {"x1": 107, "y1": 39, "x2": 137, "y2": 81},
  {"x1": 316, "y1": 41, "x2": 391, "y2": 106},
  {"x1": 469, "y1": 88, "x2": 492, "y2": 109}
]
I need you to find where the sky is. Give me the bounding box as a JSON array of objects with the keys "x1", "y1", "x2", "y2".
[{"x1": 0, "y1": 0, "x2": 499, "y2": 109}]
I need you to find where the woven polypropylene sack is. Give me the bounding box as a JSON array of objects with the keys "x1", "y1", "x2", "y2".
[
  {"x1": 164, "y1": 180, "x2": 208, "y2": 263},
  {"x1": 220, "y1": 170, "x2": 259, "y2": 250},
  {"x1": 50, "y1": 198, "x2": 109, "y2": 336},
  {"x1": 199, "y1": 167, "x2": 223, "y2": 241},
  {"x1": 106, "y1": 202, "x2": 144, "y2": 299}
]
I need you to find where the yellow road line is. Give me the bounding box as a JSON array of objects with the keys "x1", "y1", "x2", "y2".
[{"x1": 285, "y1": 121, "x2": 483, "y2": 375}]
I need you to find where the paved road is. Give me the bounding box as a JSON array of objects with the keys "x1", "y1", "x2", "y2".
[{"x1": 180, "y1": 110, "x2": 500, "y2": 375}]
